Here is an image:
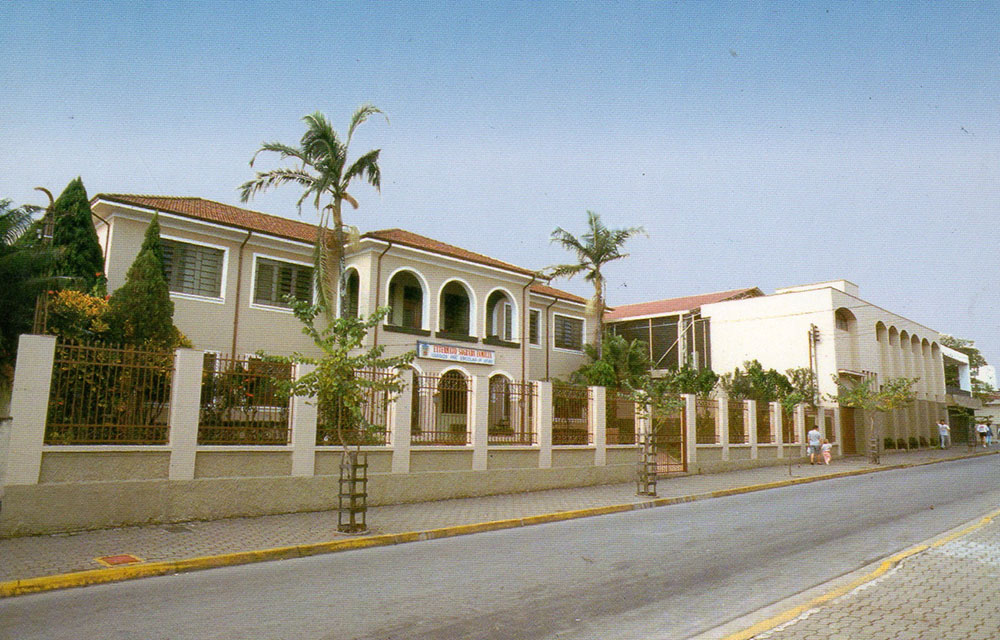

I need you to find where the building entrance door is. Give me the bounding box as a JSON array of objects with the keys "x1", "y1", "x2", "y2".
[{"x1": 839, "y1": 406, "x2": 857, "y2": 455}]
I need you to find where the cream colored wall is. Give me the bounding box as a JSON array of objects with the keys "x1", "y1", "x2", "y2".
[
  {"x1": 703, "y1": 286, "x2": 946, "y2": 402},
  {"x1": 39, "y1": 451, "x2": 170, "y2": 483}
]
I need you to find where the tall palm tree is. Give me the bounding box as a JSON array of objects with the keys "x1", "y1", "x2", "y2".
[
  {"x1": 548, "y1": 211, "x2": 645, "y2": 358},
  {"x1": 239, "y1": 106, "x2": 385, "y2": 310}
]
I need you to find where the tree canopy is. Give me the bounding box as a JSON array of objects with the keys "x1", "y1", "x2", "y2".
[
  {"x1": 240, "y1": 106, "x2": 386, "y2": 310},
  {"x1": 547, "y1": 211, "x2": 644, "y2": 357},
  {"x1": 50, "y1": 178, "x2": 105, "y2": 294}
]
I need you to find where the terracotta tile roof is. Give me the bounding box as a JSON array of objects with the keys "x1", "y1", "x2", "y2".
[
  {"x1": 604, "y1": 287, "x2": 763, "y2": 321},
  {"x1": 362, "y1": 228, "x2": 537, "y2": 276},
  {"x1": 529, "y1": 283, "x2": 588, "y2": 305},
  {"x1": 93, "y1": 194, "x2": 323, "y2": 244}
]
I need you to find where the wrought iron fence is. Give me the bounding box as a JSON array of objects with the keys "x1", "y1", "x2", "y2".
[
  {"x1": 756, "y1": 403, "x2": 774, "y2": 444},
  {"x1": 411, "y1": 372, "x2": 471, "y2": 445},
  {"x1": 824, "y1": 412, "x2": 836, "y2": 443},
  {"x1": 606, "y1": 390, "x2": 636, "y2": 445},
  {"x1": 695, "y1": 398, "x2": 718, "y2": 444},
  {"x1": 46, "y1": 340, "x2": 173, "y2": 445},
  {"x1": 552, "y1": 384, "x2": 590, "y2": 445},
  {"x1": 487, "y1": 378, "x2": 536, "y2": 445},
  {"x1": 316, "y1": 368, "x2": 394, "y2": 446},
  {"x1": 728, "y1": 400, "x2": 747, "y2": 444},
  {"x1": 198, "y1": 355, "x2": 292, "y2": 445},
  {"x1": 651, "y1": 401, "x2": 685, "y2": 473}
]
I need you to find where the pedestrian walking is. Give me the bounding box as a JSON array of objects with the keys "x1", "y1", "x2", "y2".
[
  {"x1": 821, "y1": 438, "x2": 832, "y2": 465},
  {"x1": 975, "y1": 421, "x2": 990, "y2": 448},
  {"x1": 986, "y1": 423, "x2": 994, "y2": 447},
  {"x1": 807, "y1": 424, "x2": 822, "y2": 464},
  {"x1": 937, "y1": 419, "x2": 951, "y2": 449}
]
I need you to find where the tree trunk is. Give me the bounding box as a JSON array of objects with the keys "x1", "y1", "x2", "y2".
[{"x1": 593, "y1": 278, "x2": 604, "y2": 359}]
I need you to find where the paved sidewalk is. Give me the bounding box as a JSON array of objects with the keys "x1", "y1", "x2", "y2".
[
  {"x1": 743, "y1": 508, "x2": 1000, "y2": 640},
  {"x1": 0, "y1": 447, "x2": 992, "y2": 589}
]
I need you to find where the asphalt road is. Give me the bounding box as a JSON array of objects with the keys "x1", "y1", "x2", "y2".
[{"x1": 2, "y1": 457, "x2": 999, "y2": 640}]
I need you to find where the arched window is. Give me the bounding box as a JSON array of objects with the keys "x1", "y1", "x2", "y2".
[
  {"x1": 340, "y1": 268, "x2": 360, "y2": 319},
  {"x1": 485, "y1": 290, "x2": 515, "y2": 341},
  {"x1": 439, "y1": 281, "x2": 472, "y2": 336},
  {"x1": 386, "y1": 270, "x2": 424, "y2": 329},
  {"x1": 488, "y1": 374, "x2": 511, "y2": 433},
  {"x1": 834, "y1": 307, "x2": 856, "y2": 332},
  {"x1": 439, "y1": 370, "x2": 469, "y2": 417}
]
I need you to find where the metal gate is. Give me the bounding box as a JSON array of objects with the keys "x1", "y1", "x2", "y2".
[{"x1": 651, "y1": 403, "x2": 686, "y2": 474}]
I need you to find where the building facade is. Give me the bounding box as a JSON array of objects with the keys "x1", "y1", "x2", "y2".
[{"x1": 91, "y1": 195, "x2": 589, "y2": 384}]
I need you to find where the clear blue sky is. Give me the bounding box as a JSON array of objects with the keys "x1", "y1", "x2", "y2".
[{"x1": 3, "y1": 2, "x2": 998, "y2": 363}]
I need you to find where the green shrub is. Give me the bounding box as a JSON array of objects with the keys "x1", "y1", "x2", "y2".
[{"x1": 884, "y1": 437, "x2": 895, "y2": 449}]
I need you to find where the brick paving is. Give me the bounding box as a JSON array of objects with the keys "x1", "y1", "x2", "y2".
[
  {"x1": 0, "y1": 448, "x2": 992, "y2": 591},
  {"x1": 749, "y1": 512, "x2": 1000, "y2": 640}
]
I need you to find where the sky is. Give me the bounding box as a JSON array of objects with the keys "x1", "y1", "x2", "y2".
[{"x1": 2, "y1": 2, "x2": 998, "y2": 363}]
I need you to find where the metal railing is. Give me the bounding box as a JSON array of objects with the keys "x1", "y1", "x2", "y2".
[
  {"x1": 487, "y1": 378, "x2": 536, "y2": 445},
  {"x1": 728, "y1": 401, "x2": 747, "y2": 444},
  {"x1": 695, "y1": 398, "x2": 718, "y2": 444},
  {"x1": 552, "y1": 384, "x2": 590, "y2": 445},
  {"x1": 316, "y1": 369, "x2": 394, "y2": 446},
  {"x1": 782, "y1": 409, "x2": 798, "y2": 443},
  {"x1": 824, "y1": 412, "x2": 836, "y2": 443},
  {"x1": 46, "y1": 340, "x2": 173, "y2": 445},
  {"x1": 198, "y1": 355, "x2": 292, "y2": 445},
  {"x1": 412, "y1": 372, "x2": 471, "y2": 445},
  {"x1": 756, "y1": 404, "x2": 773, "y2": 444},
  {"x1": 606, "y1": 390, "x2": 637, "y2": 445},
  {"x1": 651, "y1": 401, "x2": 685, "y2": 473}
]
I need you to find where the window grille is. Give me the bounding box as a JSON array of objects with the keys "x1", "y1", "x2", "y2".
[
  {"x1": 254, "y1": 257, "x2": 313, "y2": 308},
  {"x1": 162, "y1": 239, "x2": 224, "y2": 298},
  {"x1": 554, "y1": 315, "x2": 583, "y2": 351},
  {"x1": 528, "y1": 309, "x2": 541, "y2": 345}
]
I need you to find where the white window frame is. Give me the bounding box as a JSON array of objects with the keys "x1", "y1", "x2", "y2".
[
  {"x1": 249, "y1": 252, "x2": 316, "y2": 314},
  {"x1": 552, "y1": 313, "x2": 586, "y2": 353},
  {"x1": 161, "y1": 234, "x2": 228, "y2": 304}
]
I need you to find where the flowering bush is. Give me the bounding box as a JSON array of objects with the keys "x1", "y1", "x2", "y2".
[{"x1": 46, "y1": 289, "x2": 111, "y2": 341}]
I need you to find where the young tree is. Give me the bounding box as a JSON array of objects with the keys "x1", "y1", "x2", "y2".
[
  {"x1": 50, "y1": 178, "x2": 105, "y2": 294},
  {"x1": 0, "y1": 199, "x2": 52, "y2": 389},
  {"x1": 105, "y1": 214, "x2": 184, "y2": 349},
  {"x1": 830, "y1": 376, "x2": 917, "y2": 463},
  {"x1": 547, "y1": 211, "x2": 645, "y2": 358},
  {"x1": 266, "y1": 301, "x2": 414, "y2": 532},
  {"x1": 657, "y1": 364, "x2": 719, "y2": 397},
  {"x1": 240, "y1": 106, "x2": 386, "y2": 310}
]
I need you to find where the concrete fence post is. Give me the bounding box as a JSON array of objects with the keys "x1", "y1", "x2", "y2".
[
  {"x1": 684, "y1": 394, "x2": 697, "y2": 469},
  {"x1": 536, "y1": 381, "x2": 552, "y2": 469},
  {"x1": 590, "y1": 386, "x2": 606, "y2": 466},
  {"x1": 747, "y1": 400, "x2": 758, "y2": 459},
  {"x1": 816, "y1": 406, "x2": 826, "y2": 440},
  {"x1": 290, "y1": 363, "x2": 317, "y2": 477},
  {"x1": 391, "y1": 369, "x2": 413, "y2": 474},
  {"x1": 773, "y1": 402, "x2": 784, "y2": 458},
  {"x1": 833, "y1": 405, "x2": 843, "y2": 456},
  {"x1": 5, "y1": 334, "x2": 57, "y2": 486},
  {"x1": 719, "y1": 396, "x2": 730, "y2": 461},
  {"x1": 470, "y1": 375, "x2": 489, "y2": 471},
  {"x1": 168, "y1": 348, "x2": 203, "y2": 481}
]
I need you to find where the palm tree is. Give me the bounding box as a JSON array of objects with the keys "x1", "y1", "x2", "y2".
[
  {"x1": 548, "y1": 211, "x2": 645, "y2": 358},
  {"x1": 0, "y1": 199, "x2": 50, "y2": 390},
  {"x1": 239, "y1": 106, "x2": 385, "y2": 310}
]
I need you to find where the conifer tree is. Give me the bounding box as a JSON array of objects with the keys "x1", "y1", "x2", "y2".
[
  {"x1": 50, "y1": 178, "x2": 105, "y2": 294},
  {"x1": 105, "y1": 217, "x2": 179, "y2": 347}
]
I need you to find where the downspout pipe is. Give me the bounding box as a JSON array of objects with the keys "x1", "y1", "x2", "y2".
[
  {"x1": 231, "y1": 231, "x2": 253, "y2": 356},
  {"x1": 373, "y1": 240, "x2": 394, "y2": 347},
  {"x1": 520, "y1": 274, "x2": 537, "y2": 383},
  {"x1": 544, "y1": 295, "x2": 558, "y2": 381}
]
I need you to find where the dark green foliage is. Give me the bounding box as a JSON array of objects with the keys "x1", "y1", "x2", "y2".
[
  {"x1": 656, "y1": 364, "x2": 719, "y2": 397},
  {"x1": 0, "y1": 200, "x2": 52, "y2": 387},
  {"x1": 139, "y1": 213, "x2": 166, "y2": 277},
  {"x1": 105, "y1": 219, "x2": 180, "y2": 348},
  {"x1": 50, "y1": 178, "x2": 105, "y2": 294},
  {"x1": 571, "y1": 333, "x2": 650, "y2": 389},
  {"x1": 721, "y1": 360, "x2": 793, "y2": 403}
]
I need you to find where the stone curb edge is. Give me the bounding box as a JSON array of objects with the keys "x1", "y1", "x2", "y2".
[
  {"x1": 1, "y1": 450, "x2": 994, "y2": 599},
  {"x1": 719, "y1": 488, "x2": 1000, "y2": 638}
]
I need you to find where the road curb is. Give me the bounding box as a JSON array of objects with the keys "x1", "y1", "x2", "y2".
[
  {"x1": 718, "y1": 505, "x2": 1000, "y2": 640},
  {"x1": 1, "y1": 450, "x2": 994, "y2": 599}
]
